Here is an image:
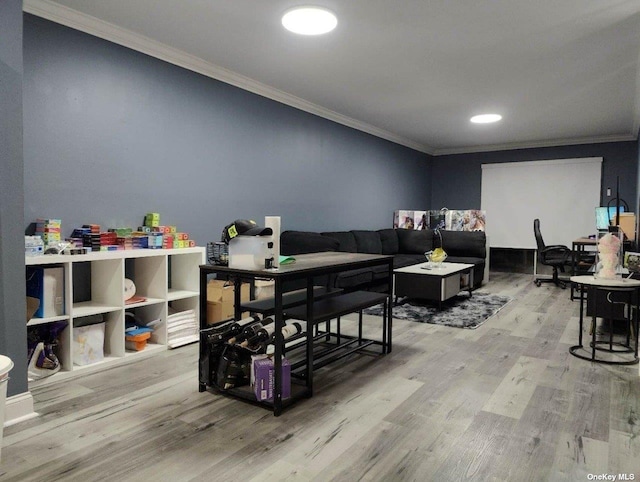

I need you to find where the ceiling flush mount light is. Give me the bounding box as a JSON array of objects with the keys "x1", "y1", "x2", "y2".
[
  {"x1": 282, "y1": 6, "x2": 338, "y2": 35},
  {"x1": 470, "y1": 114, "x2": 502, "y2": 124}
]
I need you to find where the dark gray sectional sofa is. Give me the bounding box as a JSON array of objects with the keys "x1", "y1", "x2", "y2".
[{"x1": 280, "y1": 228, "x2": 487, "y2": 292}]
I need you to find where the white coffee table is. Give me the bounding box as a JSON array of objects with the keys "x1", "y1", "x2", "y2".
[{"x1": 394, "y1": 262, "x2": 475, "y2": 309}]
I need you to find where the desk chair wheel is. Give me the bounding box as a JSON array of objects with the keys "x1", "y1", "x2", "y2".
[{"x1": 533, "y1": 278, "x2": 567, "y2": 289}]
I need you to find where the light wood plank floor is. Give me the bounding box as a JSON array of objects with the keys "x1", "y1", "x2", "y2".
[{"x1": 2, "y1": 272, "x2": 639, "y2": 481}]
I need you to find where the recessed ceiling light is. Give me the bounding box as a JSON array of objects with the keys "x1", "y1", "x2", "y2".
[
  {"x1": 470, "y1": 114, "x2": 502, "y2": 124},
  {"x1": 282, "y1": 6, "x2": 338, "y2": 35}
]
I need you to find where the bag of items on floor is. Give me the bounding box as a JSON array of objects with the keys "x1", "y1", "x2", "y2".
[{"x1": 27, "y1": 321, "x2": 67, "y2": 380}]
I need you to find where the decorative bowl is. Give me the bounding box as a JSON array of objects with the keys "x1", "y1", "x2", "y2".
[{"x1": 425, "y1": 248, "x2": 447, "y2": 268}]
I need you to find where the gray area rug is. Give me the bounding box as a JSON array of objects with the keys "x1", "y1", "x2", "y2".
[{"x1": 363, "y1": 292, "x2": 512, "y2": 329}]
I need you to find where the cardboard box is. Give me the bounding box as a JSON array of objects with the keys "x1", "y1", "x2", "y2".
[
  {"x1": 252, "y1": 356, "x2": 291, "y2": 401},
  {"x1": 206, "y1": 301, "x2": 226, "y2": 325},
  {"x1": 206, "y1": 280, "x2": 250, "y2": 324},
  {"x1": 613, "y1": 213, "x2": 636, "y2": 241}
]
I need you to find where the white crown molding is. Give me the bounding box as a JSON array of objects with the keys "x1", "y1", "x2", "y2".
[
  {"x1": 432, "y1": 133, "x2": 638, "y2": 156},
  {"x1": 23, "y1": 0, "x2": 433, "y2": 155}
]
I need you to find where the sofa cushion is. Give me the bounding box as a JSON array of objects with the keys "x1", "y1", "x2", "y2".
[
  {"x1": 280, "y1": 231, "x2": 339, "y2": 255},
  {"x1": 351, "y1": 230, "x2": 383, "y2": 254},
  {"x1": 333, "y1": 268, "x2": 373, "y2": 289},
  {"x1": 322, "y1": 231, "x2": 357, "y2": 253},
  {"x1": 371, "y1": 264, "x2": 391, "y2": 280},
  {"x1": 377, "y1": 229, "x2": 399, "y2": 255},
  {"x1": 393, "y1": 254, "x2": 425, "y2": 269},
  {"x1": 440, "y1": 231, "x2": 486, "y2": 258},
  {"x1": 396, "y1": 228, "x2": 434, "y2": 254}
]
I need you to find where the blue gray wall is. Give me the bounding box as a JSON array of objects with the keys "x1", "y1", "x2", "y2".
[
  {"x1": 637, "y1": 130, "x2": 640, "y2": 229},
  {"x1": 431, "y1": 142, "x2": 638, "y2": 211},
  {"x1": 0, "y1": 0, "x2": 27, "y2": 396},
  {"x1": 23, "y1": 15, "x2": 431, "y2": 242}
]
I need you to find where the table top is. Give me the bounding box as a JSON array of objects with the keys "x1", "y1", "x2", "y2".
[
  {"x1": 394, "y1": 261, "x2": 474, "y2": 276},
  {"x1": 570, "y1": 275, "x2": 640, "y2": 288},
  {"x1": 200, "y1": 251, "x2": 393, "y2": 279},
  {"x1": 572, "y1": 237, "x2": 597, "y2": 246}
]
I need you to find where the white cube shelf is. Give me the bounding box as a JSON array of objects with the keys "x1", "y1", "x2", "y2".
[{"x1": 26, "y1": 247, "x2": 205, "y2": 385}]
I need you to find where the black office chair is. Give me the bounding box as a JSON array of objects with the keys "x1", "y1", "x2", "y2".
[{"x1": 533, "y1": 219, "x2": 571, "y2": 289}]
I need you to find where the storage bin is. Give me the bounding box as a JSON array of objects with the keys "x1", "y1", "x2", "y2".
[
  {"x1": 228, "y1": 236, "x2": 270, "y2": 270},
  {"x1": 125, "y1": 331, "x2": 151, "y2": 351},
  {"x1": 73, "y1": 322, "x2": 105, "y2": 366}
]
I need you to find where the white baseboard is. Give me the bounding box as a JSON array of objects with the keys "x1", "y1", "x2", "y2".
[{"x1": 4, "y1": 391, "x2": 38, "y2": 427}]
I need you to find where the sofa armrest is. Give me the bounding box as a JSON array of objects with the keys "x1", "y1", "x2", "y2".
[{"x1": 439, "y1": 230, "x2": 486, "y2": 258}]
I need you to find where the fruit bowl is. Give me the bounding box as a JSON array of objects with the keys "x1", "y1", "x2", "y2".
[{"x1": 425, "y1": 248, "x2": 447, "y2": 268}]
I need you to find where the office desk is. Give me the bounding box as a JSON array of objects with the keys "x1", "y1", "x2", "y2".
[{"x1": 569, "y1": 275, "x2": 640, "y2": 365}]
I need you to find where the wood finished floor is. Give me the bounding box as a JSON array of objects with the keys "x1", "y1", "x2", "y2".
[{"x1": 2, "y1": 272, "x2": 640, "y2": 481}]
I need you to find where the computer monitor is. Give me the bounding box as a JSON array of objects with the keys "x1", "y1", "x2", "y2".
[{"x1": 595, "y1": 206, "x2": 624, "y2": 231}]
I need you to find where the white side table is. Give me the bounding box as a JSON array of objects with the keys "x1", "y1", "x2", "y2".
[{"x1": 569, "y1": 275, "x2": 640, "y2": 365}]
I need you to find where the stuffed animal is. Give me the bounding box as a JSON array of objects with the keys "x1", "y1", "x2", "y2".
[{"x1": 596, "y1": 232, "x2": 622, "y2": 278}]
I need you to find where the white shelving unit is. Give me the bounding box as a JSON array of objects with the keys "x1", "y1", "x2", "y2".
[{"x1": 26, "y1": 247, "x2": 205, "y2": 385}]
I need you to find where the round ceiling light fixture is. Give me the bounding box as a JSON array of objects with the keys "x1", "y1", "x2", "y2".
[
  {"x1": 282, "y1": 6, "x2": 338, "y2": 35},
  {"x1": 470, "y1": 113, "x2": 502, "y2": 124}
]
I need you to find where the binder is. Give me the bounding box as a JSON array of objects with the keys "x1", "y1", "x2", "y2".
[{"x1": 26, "y1": 266, "x2": 64, "y2": 318}]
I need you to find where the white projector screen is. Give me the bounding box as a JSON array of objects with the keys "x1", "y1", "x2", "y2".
[{"x1": 481, "y1": 157, "x2": 602, "y2": 249}]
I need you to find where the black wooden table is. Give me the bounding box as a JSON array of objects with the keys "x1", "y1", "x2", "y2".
[{"x1": 198, "y1": 251, "x2": 394, "y2": 415}]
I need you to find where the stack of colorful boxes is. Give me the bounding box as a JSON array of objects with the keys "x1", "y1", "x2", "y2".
[
  {"x1": 35, "y1": 219, "x2": 61, "y2": 247},
  {"x1": 110, "y1": 228, "x2": 134, "y2": 249},
  {"x1": 99, "y1": 231, "x2": 119, "y2": 251},
  {"x1": 145, "y1": 212, "x2": 160, "y2": 228},
  {"x1": 131, "y1": 234, "x2": 149, "y2": 249},
  {"x1": 65, "y1": 228, "x2": 88, "y2": 254},
  {"x1": 50, "y1": 212, "x2": 197, "y2": 255},
  {"x1": 138, "y1": 212, "x2": 195, "y2": 249},
  {"x1": 148, "y1": 232, "x2": 163, "y2": 249},
  {"x1": 82, "y1": 224, "x2": 102, "y2": 252}
]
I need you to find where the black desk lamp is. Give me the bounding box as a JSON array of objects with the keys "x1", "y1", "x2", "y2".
[{"x1": 607, "y1": 176, "x2": 628, "y2": 234}]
